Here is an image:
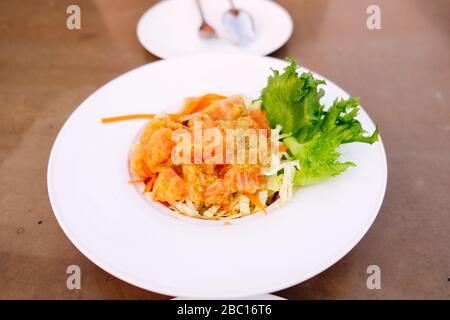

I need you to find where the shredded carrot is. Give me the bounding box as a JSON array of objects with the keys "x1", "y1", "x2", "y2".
[
  {"x1": 244, "y1": 192, "x2": 267, "y2": 214},
  {"x1": 179, "y1": 94, "x2": 226, "y2": 115},
  {"x1": 143, "y1": 174, "x2": 157, "y2": 193},
  {"x1": 128, "y1": 179, "x2": 145, "y2": 184},
  {"x1": 179, "y1": 98, "x2": 198, "y2": 116},
  {"x1": 101, "y1": 114, "x2": 155, "y2": 123},
  {"x1": 278, "y1": 145, "x2": 288, "y2": 152},
  {"x1": 168, "y1": 113, "x2": 182, "y2": 122},
  {"x1": 220, "y1": 203, "x2": 231, "y2": 212}
]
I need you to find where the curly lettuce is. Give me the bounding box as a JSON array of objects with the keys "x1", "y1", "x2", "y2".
[
  {"x1": 261, "y1": 58, "x2": 325, "y2": 136},
  {"x1": 260, "y1": 58, "x2": 379, "y2": 187}
]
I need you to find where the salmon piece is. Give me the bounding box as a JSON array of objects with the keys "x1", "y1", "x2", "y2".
[
  {"x1": 130, "y1": 127, "x2": 175, "y2": 176},
  {"x1": 179, "y1": 94, "x2": 227, "y2": 115},
  {"x1": 129, "y1": 148, "x2": 152, "y2": 177},
  {"x1": 182, "y1": 164, "x2": 216, "y2": 205},
  {"x1": 203, "y1": 97, "x2": 246, "y2": 121},
  {"x1": 249, "y1": 109, "x2": 270, "y2": 130},
  {"x1": 187, "y1": 113, "x2": 215, "y2": 130},
  {"x1": 152, "y1": 167, "x2": 187, "y2": 203},
  {"x1": 143, "y1": 128, "x2": 174, "y2": 167},
  {"x1": 224, "y1": 165, "x2": 265, "y2": 193},
  {"x1": 203, "y1": 179, "x2": 231, "y2": 205},
  {"x1": 130, "y1": 117, "x2": 183, "y2": 176},
  {"x1": 140, "y1": 117, "x2": 182, "y2": 145}
]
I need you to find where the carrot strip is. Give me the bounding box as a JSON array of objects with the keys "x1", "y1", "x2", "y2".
[
  {"x1": 194, "y1": 94, "x2": 227, "y2": 114},
  {"x1": 179, "y1": 94, "x2": 227, "y2": 115},
  {"x1": 102, "y1": 94, "x2": 225, "y2": 123},
  {"x1": 278, "y1": 145, "x2": 288, "y2": 152},
  {"x1": 101, "y1": 114, "x2": 155, "y2": 123},
  {"x1": 244, "y1": 192, "x2": 267, "y2": 214},
  {"x1": 128, "y1": 179, "x2": 145, "y2": 184},
  {"x1": 168, "y1": 113, "x2": 182, "y2": 122},
  {"x1": 179, "y1": 98, "x2": 199, "y2": 116},
  {"x1": 143, "y1": 174, "x2": 157, "y2": 193},
  {"x1": 220, "y1": 203, "x2": 231, "y2": 212}
]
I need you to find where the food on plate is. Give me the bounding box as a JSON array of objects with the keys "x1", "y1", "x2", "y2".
[
  {"x1": 127, "y1": 95, "x2": 274, "y2": 219},
  {"x1": 102, "y1": 59, "x2": 379, "y2": 219}
]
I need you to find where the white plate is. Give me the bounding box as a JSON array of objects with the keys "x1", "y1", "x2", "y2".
[
  {"x1": 48, "y1": 54, "x2": 387, "y2": 298},
  {"x1": 173, "y1": 293, "x2": 286, "y2": 300},
  {"x1": 137, "y1": 0, "x2": 293, "y2": 58}
]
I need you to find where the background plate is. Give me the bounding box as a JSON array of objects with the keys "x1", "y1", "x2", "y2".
[{"x1": 137, "y1": 0, "x2": 293, "y2": 58}]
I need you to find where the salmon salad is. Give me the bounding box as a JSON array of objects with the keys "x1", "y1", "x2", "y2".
[
  {"x1": 127, "y1": 95, "x2": 283, "y2": 219},
  {"x1": 102, "y1": 59, "x2": 379, "y2": 220}
]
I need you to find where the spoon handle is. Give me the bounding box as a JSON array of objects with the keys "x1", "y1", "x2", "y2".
[
  {"x1": 195, "y1": 0, "x2": 207, "y2": 21},
  {"x1": 228, "y1": 0, "x2": 239, "y2": 16}
]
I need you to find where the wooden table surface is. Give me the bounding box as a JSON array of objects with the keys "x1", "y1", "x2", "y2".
[{"x1": 0, "y1": 0, "x2": 449, "y2": 299}]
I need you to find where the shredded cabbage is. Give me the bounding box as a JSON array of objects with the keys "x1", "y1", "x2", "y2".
[
  {"x1": 266, "y1": 174, "x2": 282, "y2": 191},
  {"x1": 239, "y1": 195, "x2": 250, "y2": 215},
  {"x1": 278, "y1": 160, "x2": 300, "y2": 205},
  {"x1": 258, "y1": 190, "x2": 268, "y2": 206},
  {"x1": 251, "y1": 99, "x2": 262, "y2": 110},
  {"x1": 203, "y1": 205, "x2": 220, "y2": 218},
  {"x1": 173, "y1": 201, "x2": 198, "y2": 216},
  {"x1": 241, "y1": 95, "x2": 253, "y2": 109}
]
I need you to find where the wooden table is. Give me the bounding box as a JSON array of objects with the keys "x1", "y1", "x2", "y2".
[{"x1": 0, "y1": 0, "x2": 449, "y2": 299}]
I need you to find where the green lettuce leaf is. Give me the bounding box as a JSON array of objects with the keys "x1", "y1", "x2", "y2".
[
  {"x1": 285, "y1": 97, "x2": 379, "y2": 186},
  {"x1": 260, "y1": 58, "x2": 379, "y2": 186},
  {"x1": 284, "y1": 134, "x2": 356, "y2": 186},
  {"x1": 261, "y1": 58, "x2": 325, "y2": 136}
]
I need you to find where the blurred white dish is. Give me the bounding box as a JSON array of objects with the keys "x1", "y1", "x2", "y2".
[
  {"x1": 136, "y1": 0, "x2": 293, "y2": 58},
  {"x1": 48, "y1": 54, "x2": 387, "y2": 298},
  {"x1": 172, "y1": 293, "x2": 286, "y2": 300}
]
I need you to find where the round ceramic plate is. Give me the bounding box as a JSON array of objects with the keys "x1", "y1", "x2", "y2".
[
  {"x1": 173, "y1": 294, "x2": 286, "y2": 300},
  {"x1": 136, "y1": 0, "x2": 293, "y2": 58},
  {"x1": 47, "y1": 54, "x2": 387, "y2": 298}
]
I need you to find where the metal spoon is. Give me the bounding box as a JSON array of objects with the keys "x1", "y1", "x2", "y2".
[
  {"x1": 222, "y1": 0, "x2": 256, "y2": 46},
  {"x1": 195, "y1": 0, "x2": 216, "y2": 38}
]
